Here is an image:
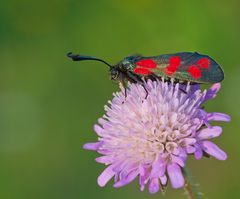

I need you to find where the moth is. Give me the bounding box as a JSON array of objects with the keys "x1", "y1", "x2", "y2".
[{"x1": 67, "y1": 52, "x2": 224, "y2": 97}]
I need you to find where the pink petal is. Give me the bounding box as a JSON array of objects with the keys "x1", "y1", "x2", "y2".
[
  {"x1": 178, "y1": 148, "x2": 187, "y2": 160},
  {"x1": 171, "y1": 155, "x2": 185, "y2": 167},
  {"x1": 189, "y1": 84, "x2": 200, "y2": 93},
  {"x1": 211, "y1": 83, "x2": 221, "y2": 92},
  {"x1": 95, "y1": 156, "x2": 113, "y2": 164},
  {"x1": 201, "y1": 141, "x2": 227, "y2": 160},
  {"x1": 112, "y1": 160, "x2": 127, "y2": 173},
  {"x1": 205, "y1": 83, "x2": 221, "y2": 101},
  {"x1": 148, "y1": 178, "x2": 160, "y2": 194},
  {"x1": 207, "y1": 112, "x2": 231, "y2": 122},
  {"x1": 160, "y1": 175, "x2": 167, "y2": 185},
  {"x1": 180, "y1": 138, "x2": 196, "y2": 146},
  {"x1": 167, "y1": 164, "x2": 185, "y2": 189},
  {"x1": 98, "y1": 118, "x2": 107, "y2": 125},
  {"x1": 118, "y1": 162, "x2": 138, "y2": 179},
  {"x1": 114, "y1": 170, "x2": 139, "y2": 188},
  {"x1": 151, "y1": 157, "x2": 166, "y2": 178},
  {"x1": 94, "y1": 124, "x2": 105, "y2": 136},
  {"x1": 194, "y1": 144, "x2": 203, "y2": 160},
  {"x1": 172, "y1": 147, "x2": 180, "y2": 155},
  {"x1": 139, "y1": 164, "x2": 145, "y2": 176},
  {"x1": 185, "y1": 146, "x2": 196, "y2": 154},
  {"x1": 97, "y1": 166, "x2": 115, "y2": 187},
  {"x1": 83, "y1": 142, "x2": 101, "y2": 151},
  {"x1": 197, "y1": 126, "x2": 222, "y2": 140},
  {"x1": 139, "y1": 164, "x2": 151, "y2": 191}
]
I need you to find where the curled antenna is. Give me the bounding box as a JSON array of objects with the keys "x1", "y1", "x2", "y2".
[{"x1": 67, "y1": 52, "x2": 113, "y2": 68}]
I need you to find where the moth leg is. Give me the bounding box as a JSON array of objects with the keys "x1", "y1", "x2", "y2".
[
  {"x1": 179, "y1": 88, "x2": 187, "y2": 94},
  {"x1": 119, "y1": 81, "x2": 127, "y2": 98},
  {"x1": 118, "y1": 73, "x2": 129, "y2": 100},
  {"x1": 124, "y1": 87, "x2": 127, "y2": 98},
  {"x1": 126, "y1": 72, "x2": 148, "y2": 99},
  {"x1": 149, "y1": 73, "x2": 161, "y2": 81},
  {"x1": 142, "y1": 85, "x2": 149, "y2": 99}
]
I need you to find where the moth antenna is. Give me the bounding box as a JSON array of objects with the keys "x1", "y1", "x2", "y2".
[{"x1": 67, "y1": 52, "x2": 113, "y2": 68}]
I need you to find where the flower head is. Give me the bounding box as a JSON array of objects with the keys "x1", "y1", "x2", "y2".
[{"x1": 84, "y1": 79, "x2": 230, "y2": 193}]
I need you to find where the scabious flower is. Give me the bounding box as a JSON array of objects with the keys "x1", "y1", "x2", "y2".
[{"x1": 83, "y1": 79, "x2": 230, "y2": 194}]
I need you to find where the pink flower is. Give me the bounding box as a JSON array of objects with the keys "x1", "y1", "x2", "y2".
[{"x1": 83, "y1": 79, "x2": 230, "y2": 193}]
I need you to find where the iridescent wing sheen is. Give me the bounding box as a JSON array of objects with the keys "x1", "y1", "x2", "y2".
[{"x1": 132, "y1": 52, "x2": 224, "y2": 83}]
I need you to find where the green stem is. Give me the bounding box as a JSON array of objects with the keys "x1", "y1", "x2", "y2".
[{"x1": 183, "y1": 167, "x2": 203, "y2": 199}]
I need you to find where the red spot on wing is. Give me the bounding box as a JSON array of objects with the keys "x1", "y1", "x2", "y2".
[
  {"x1": 169, "y1": 56, "x2": 181, "y2": 67},
  {"x1": 197, "y1": 58, "x2": 210, "y2": 68},
  {"x1": 165, "y1": 56, "x2": 181, "y2": 75},
  {"x1": 136, "y1": 59, "x2": 157, "y2": 68},
  {"x1": 165, "y1": 65, "x2": 178, "y2": 75},
  {"x1": 188, "y1": 65, "x2": 202, "y2": 79},
  {"x1": 134, "y1": 68, "x2": 153, "y2": 75}
]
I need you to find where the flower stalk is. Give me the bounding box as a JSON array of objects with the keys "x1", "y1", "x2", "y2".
[{"x1": 183, "y1": 167, "x2": 203, "y2": 199}]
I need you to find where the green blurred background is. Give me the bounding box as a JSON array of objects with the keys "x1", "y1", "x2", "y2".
[{"x1": 0, "y1": 0, "x2": 239, "y2": 198}]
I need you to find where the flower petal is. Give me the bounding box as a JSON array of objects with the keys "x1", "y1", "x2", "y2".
[
  {"x1": 197, "y1": 126, "x2": 222, "y2": 140},
  {"x1": 160, "y1": 175, "x2": 167, "y2": 185},
  {"x1": 139, "y1": 164, "x2": 151, "y2": 191},
  {"x1": 114, "y1": 170, "x2": 139, "y2": 188},
  {"x1": 97, "y1": 166, "x2": 115, "y2": 187},
  {"x1": 201, "y1": 141, "x2": 227, "y2": 160},
  {"x1": 94, "y1": 124, "x2": 105, "y2": 136},
  {"x1": 151, "y1": 156, "x2": 166, "y2": 178},
  {"x1": 95, "y1": 156, "x2": 113, "y2": 164},
  {"x1": 148, "y1": 178, "x2": 160, "y2": 194},
  {"x1": 179, "y1": 138, "x2": 196, "y2": 146},
  {"x1": 207, "y1": 112, "x2": 231, "y2": 122},
  {"x1": 189, "y1": 84, "x2": 200, "y2": 93},
  {"x1": 83, "y1": 142, "x2": 101, "y2": 151},
  {"x1": 194, "y1": 144, "x2": 203, "y2": 160},
  {"x1": 167, "y1": 164, "x2": 184, "y2": 189},
  {"x1": 171, "y1": 155, "x2": 185, "y2": 167},
  {"x1": 204, "y1": 83, "x2": 221, "y2": 101},
  {"x1": 178, "y1": 148, "x2": 188, "y2": 160},
  {"x1": 185, "y1": 146, "x2": 196, "y2": 154}
]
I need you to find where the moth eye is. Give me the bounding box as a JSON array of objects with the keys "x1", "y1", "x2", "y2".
[{"x1": 111, "y1": 70, "x2": 119, "y2": 80}]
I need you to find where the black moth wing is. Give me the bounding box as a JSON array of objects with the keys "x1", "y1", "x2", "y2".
[
  {"x1": 175, "y1": 52, "x2": 224, "y2": 83},
  {"x1": 150, "y1": 52, "x2": 224, "y2": 83},
  {"x1": 173, "y1": 52, "x2": 224, "y2": 83}
]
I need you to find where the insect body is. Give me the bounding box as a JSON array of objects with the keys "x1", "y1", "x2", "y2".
[{"x1": 67, "y1": 52, "x2": 224, "y2": 96}]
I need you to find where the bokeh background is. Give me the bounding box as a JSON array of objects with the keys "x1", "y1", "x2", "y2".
[{"x1": 0, "y1": 0, "x2": 239, "y2": 198}]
